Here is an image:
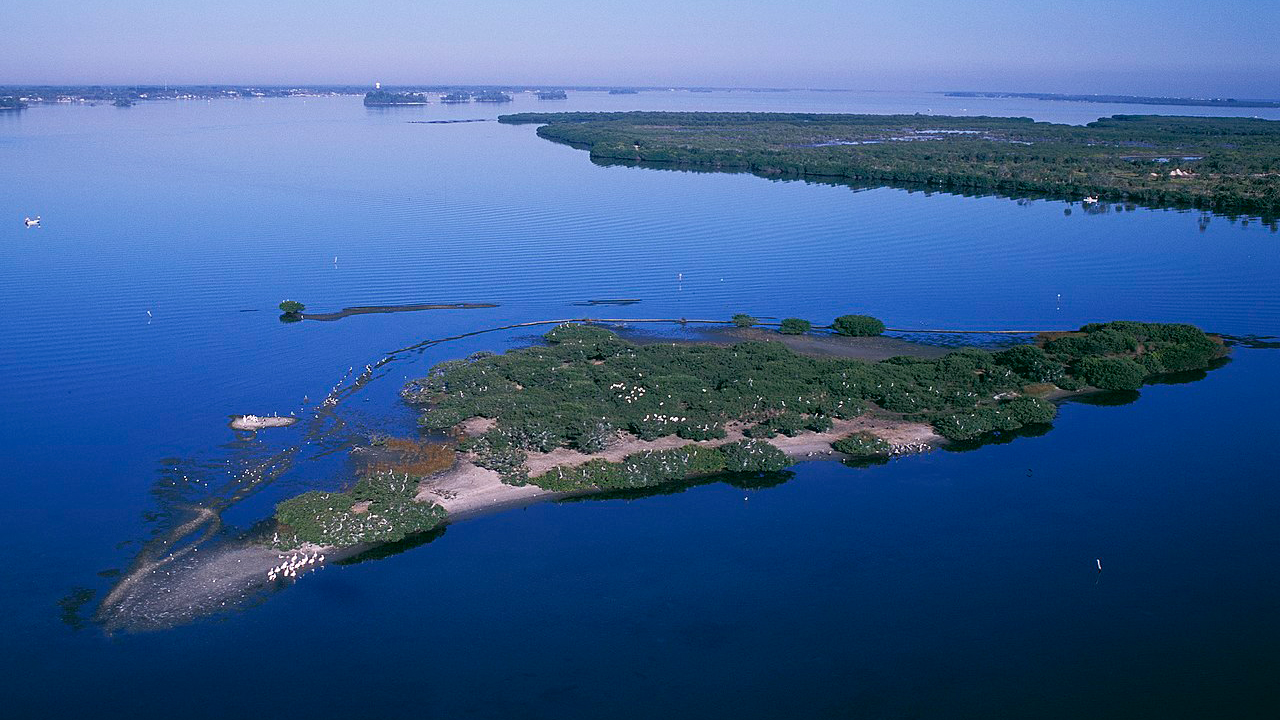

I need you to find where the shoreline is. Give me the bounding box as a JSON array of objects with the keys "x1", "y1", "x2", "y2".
[{"x1": 415, "y1": 414, "x2": 941, "y2": 519}]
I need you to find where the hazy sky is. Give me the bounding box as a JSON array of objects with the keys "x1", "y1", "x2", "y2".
[{"x1": 2, "y1": 0, "x2": 1275, "y2": 96}]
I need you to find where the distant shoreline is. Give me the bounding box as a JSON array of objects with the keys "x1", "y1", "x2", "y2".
[{"x1": 944, "y1": 91, "x2": 1280, "y2": 109}]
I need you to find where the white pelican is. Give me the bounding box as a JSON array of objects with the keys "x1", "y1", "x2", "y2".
[{"x1": 24, "y1": 216, "x2": 41, "y2": 228}]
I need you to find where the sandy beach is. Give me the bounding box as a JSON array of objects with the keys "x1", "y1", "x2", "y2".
[{"x1": 416, "y1": 415, "x2": 940, "y2": 518}]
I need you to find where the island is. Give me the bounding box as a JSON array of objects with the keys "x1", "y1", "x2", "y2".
[
  {"x1": 440, "y1": 92, "x2": 471, "y2": 104},
  {"x1": 497, "y1": 111, "x2": 1280, "y2": 218},
  {"x1": 537, "y1": 90, "x2": 568, "y2": 100},
  {"x1": 0, "y1": 96, "x2": 27, "y2": 110},
  {"x1": 945, "y1": 91, "x2": 1280, "y2": 109},
  {"x1": 271, "y1": 317, "x2": 1225, "y2": 548},
  {"x1": 474, "y1": 91, "x2": 513, "y2": 103},
  {"x1": 363, "y1": 90, "x2": 430, "y2": 106}
]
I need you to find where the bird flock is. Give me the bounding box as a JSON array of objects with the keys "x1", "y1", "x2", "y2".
[{"x1": 266, "y1": 552, "x2": 324, "y2": 582}]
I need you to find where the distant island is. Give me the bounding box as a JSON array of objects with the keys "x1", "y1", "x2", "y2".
[
  {"x1": 608, "y1": 88, "x2": 639, "y2": 94},
  {"x1": 946, "y1": 91, "x2": 1280, "y2": 109},
  {"x1": 0, "y1": 84, "x2": 351, "y2": 105},
  {"x1": 271, "y1": 318, "x2": 1224, "y2": 547},
  {"x1": 440, "y1": 92, "x2": 471, "y2": 104},
  {"x1": 363, "y1": 90, "x2": 430, "y2": 106},
  {"x1": 474, "y1": 91, "x2": 513, "y2": 103},
  {"x1": 0, "y1": 96, "x2": 26, "y2": 110},
  {"x1": 537, "y1": 90, "x2": 568, "y2": 100},
  {"x1": 499, "y1": 111, "x2": 1280, "y2": 217}
]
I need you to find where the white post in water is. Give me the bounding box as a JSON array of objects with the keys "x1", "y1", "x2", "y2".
[{"x1": 1096, "y1": 558, "x2": 1102, "y2": 572}]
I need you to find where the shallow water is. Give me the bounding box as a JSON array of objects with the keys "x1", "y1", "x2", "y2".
[{"x1": 2, "y1": 91, "x2": 1278, "y2": 717}]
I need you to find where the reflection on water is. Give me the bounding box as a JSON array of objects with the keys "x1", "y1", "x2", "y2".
[{"x1": 335, "y1": 526, "x2": 448, "y2": 566}]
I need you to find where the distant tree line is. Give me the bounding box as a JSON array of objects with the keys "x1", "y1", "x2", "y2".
[{"x1": 499, "y1": 111, "x2": 1280, "y2": 218}]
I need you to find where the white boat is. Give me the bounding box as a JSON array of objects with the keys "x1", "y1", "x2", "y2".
[
  {"x1": 1081, "y1": 196, "x2": 1099, "y2": 204},
  {"x1": 23, "y1": 216, "x2": 41, "y2": 227}
]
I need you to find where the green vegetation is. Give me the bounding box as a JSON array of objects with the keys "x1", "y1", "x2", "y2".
[
  {"x1": 0, "y1": 96, "x2": 27, "y2": 110},
  {"x1": 732, "y1": 313, "x2": 759, "y2": 328},
  {"x1": 279, "y1": 300, "x2": 305, "y2": 314},
  {"x1": 992, "y1": 345, "x2": 1064, "y2": 383},
  {"x1": 832, "y1": 314, "x2": 886, "y2": 336},
  {"x1": 1073, "y1": 356, "x2": 1147, "y2": 391},
  {"x1": 533, "y1": 440, "x2": 790, "y2": 491},
  {"x1": 475, "y1": 91, "x2": 513, "y2": 103},
  {"x1": 928, "y1": 396, "x2": 1057, "y2": 441},
  {"x1": 779, "y1": 318, "x2": 811, "y2": 334},
  {"x1": 832, "y1": 431, "x2": 892, "y2": 457},
  {"x1": 499, "y1": 111, "x2": 1280, "y2": 218},
  {"x1": 363, "y1": 90, "x2": 430, "y2": 106},
  {"x1": 402, "y1": 319, "x2": 1223, "y2": 486},
  {"x1": 744, "y1": 411, "x2": 833, "y2": 438},
  {"x1": 537, "y1": 90, "x2": 568, "y2": 100},
  {"x1": 274, "y1": 470, "x2": 447, "y2": 546}
]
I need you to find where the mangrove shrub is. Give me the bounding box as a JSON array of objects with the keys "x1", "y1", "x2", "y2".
[
  {"x1": 779, "y1": 318, "x2": 811, "y2": 335},
  {"x1": 832, "y1": 314, "x2": 886, "y2": 337},
  {"x1": 1075, "y1": 356, "x2": 1146, "y2": 391}
]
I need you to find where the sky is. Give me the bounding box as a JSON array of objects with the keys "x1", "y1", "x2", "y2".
[{"x1": 2, "y1": 0, "x2": 1276, "y2": 97}]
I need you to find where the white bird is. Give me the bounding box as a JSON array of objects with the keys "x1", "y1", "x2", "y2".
[
  {"x1": 1096, "y1": 558, "x2": 1102, "y2": 571},
  {"x1": 24, "y1": 216, "x2": 41, "y2": 228}
]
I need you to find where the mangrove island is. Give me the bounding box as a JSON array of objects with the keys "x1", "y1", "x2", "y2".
[
  {"x1": 498, "y1": 111, "x2": 1280, "y2": 217},
  {"x1": 272, "y1": 317, "x2": 1225, "y2": 549},
  {"x1": 364, "y1": 90, "x2": 431, "y2": 106}
]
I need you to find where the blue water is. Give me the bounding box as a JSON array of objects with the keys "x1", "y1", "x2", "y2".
[{"x1": 2, "y1": 91, "x2": 1278, "y2": 717}]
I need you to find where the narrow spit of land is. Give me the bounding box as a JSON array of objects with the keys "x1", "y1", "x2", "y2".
[
  {"x1": 299, "y1": 302, "x2": 498, "y2": 322},
  {"x1": 498, "y1": 111, "x2": 1280, "y2": 217}
]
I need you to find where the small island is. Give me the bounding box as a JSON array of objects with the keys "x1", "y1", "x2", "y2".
[
  {"x1": 271, "y1": 318, "x2": 1225, "y2": 549},
  {"x1": 440, "y1": 92, "x2": 471, "y2": 104},
  {"x1": 474, "y1": 91, "x2": 513, "y2": 103},
  {"x1": 363, "y1": 90, "x2": 431, "y2": 106},
  {"x1": 537, "y1": 90, "x2": 568, "y2": 100},
  {"x1": 0, "y1": 96, "x2": 27, "y2": 111},
  {"x1": 498, "y1": 111, "x2": 1280, "y2": 217}
]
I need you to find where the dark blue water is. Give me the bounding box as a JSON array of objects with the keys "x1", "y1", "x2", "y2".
[{"x1": 2, "y1": 92, "x2": 1278, "y2": 717}]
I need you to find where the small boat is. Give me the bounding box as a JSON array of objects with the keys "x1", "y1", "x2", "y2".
[
  {"x1": 1081, "y1": 196, "x2": 1099, "y2": 204},
  {"x1": 24, "y1": 215, "x2": 41, "y2": 227}
]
